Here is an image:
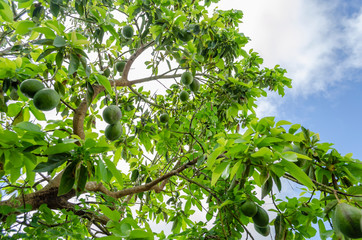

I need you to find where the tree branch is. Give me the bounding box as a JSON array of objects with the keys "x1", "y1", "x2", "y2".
[{"x1": 85, "y1": 157, "x2": 199, "y2": 198}]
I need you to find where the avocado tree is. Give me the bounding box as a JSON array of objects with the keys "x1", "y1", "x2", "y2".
[{"x1": 0, "y1": 0, "x2": 361, "y2": 239}]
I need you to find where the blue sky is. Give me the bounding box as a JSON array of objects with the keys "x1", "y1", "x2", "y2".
[
  {"x1": 215, "y1": 0, "x2": 362, "y2": 160},
  {"x1": 208, "y1": 1, "x2": 362, "y2": 239}
]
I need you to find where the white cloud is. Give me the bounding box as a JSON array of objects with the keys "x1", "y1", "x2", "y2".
[
  {"x1": 212, "y1": 0, "x2": 362, "y2": 118},
  {"x1": 342, "y1": 8, "x2": 362, "y2": 69}
]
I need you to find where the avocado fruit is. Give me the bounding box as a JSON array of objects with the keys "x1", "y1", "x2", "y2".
[
  {"x1": 179, "y1": 90, "x2": 189, "y2": 102},
  {"x1": 115, "y1": 61, "x2": 126, "y2": 73},
  {"x1": 252, "y1": 206, "x2": 269, "y2": 227},
  {"x1": 159, "y1": 113, "x2": 169, "y2": 123},
  {"x1": 181, "y1": 72, "x2": 193, "y2": 85},
  {"x1": 240, "y1": 199, "x2": 258, "y2": 217},
  {"x1": 20, "y1": 79, "x2": 45, "y2": 98},
  {"x1": 105, "y1": 122, "x2": 122, "y2": 141},
  {"x1": 122, "y1": 25, "x2": 134, "y2": 39},
  {"x1": 33, "y1": 88, "x2": 60, "y2": 111},
  {"x1": 103, "y1": 105, "x2": 122, "y2": 124},
  {"x1": 189, "y1": 79, "x2": 200, "y2": 92},
  {"x1": 254, "y1": 224, "x2": 270, "y2": 236},
  {"x1": 334, "y1": 203, "x2": 362, "y2": 239}
]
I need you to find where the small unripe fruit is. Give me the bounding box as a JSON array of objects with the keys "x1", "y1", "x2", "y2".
[
  {"x1": 240, "y1": 200, "x2": 258, "y2": 217},
  {"x1": 159, "y1": 113, "x2": 169, "y2": 123},
  {"x1": 103, "y1": 68, "x2": 111, "y2": 77},
  {"x1": 179, "y1": 90, "x2": 189, "y2": 102},
  {"x1": 252, "y1": 206, "x2": 269, "y2": 227},
  {"x1": 254, "y1": 224, "x2": 270, "y2": 236},
  {"x1": 181, "y1": 72, "x2": 193, "y2": 85},
  {"x1": 103, "y1": 105, "x2": 122, "y2": 124},
  {"x1": 189, "y1": 79, "x2": 200, "y2": 92},
  {"x1": 20, "y1": 79, "x2": 45, "y2": 98},
  {"x1": 105, "y1": 122, "x2": 122, "y2": 141},
  {"x1": 115, "y1": 61, "x2": 126, "y2": 73},
  {"x1": 122, "y1": 25, "x2": 134, "y2": 39},
  {"x1": 33, "y1": 88, "x2": 60, "y2": 111}
]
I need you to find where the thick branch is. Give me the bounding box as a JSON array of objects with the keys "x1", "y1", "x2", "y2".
[
  {"x1": 0, "y1": 187, "x2": 75, "y2": 217},
  {"x1": 85, "y1": 157, "x2": 199, "y2": 198},
  {"x1": 73, "y1": 43, "x2": 153, "y2": 139}
]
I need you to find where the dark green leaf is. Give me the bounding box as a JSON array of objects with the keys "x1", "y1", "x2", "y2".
[
  {"x1": 33, "y1": 153, "x2": 69, "y2": 172},
  {"x1": 261, "y1": 177, "x2": 273, "y2": 199},
  {"x1": 32, "y1": 39, "x2": 54, "y2": 46},
  {"x1": 58, "y1": 162, "x2": 77, "y2": 196},
  {"x1": 76, "y1": 164, "x2": 88, "y2": 192},
  {"x1": 68, "y1": 53, "x2": 80, "y2": 75},
  {"x1": 55, "y1": 51, "x2": 63, "y2": 68},
  {"x1": 274, "y1": 214, "x2": 287, "y2": 240},
  {"x1": 49, "y1": 2, "x2": 60, "y2": 17}
]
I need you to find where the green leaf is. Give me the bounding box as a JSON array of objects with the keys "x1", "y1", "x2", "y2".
[
  {"x1": 58, "y1": 162, "x2": 76, "y2": 196},
  {"x1": 261, "y1": 177, "x2": 273, "y2": 199},
  {"x1": 99, "y1": 205, "x2": 120, "y2": 222},
  {"x1": 36, "y1": 48, "x2": 57, "y2": 62},
  {"x1": 281, "y1": 152, "x2": 298, "y2": 162},
  {"x1": 275, "y1": 214, "x2": 287, "y2": 240},
  {"x1": 49, "y1": 1, "x2": 60, "y2": 17},
  {"x1": 139, "y1": 131, "x2": 152, "y2": 151},
  {"x1": 95, "y1": 74, "x2": 113, "y2": 94},
  {"x1": 279, "y1": 159, "x2": 315, "y2": 189},
  {"x1": 29, "y1": 104, "x2": 46, "y2": 121},
  {"x1": 33, "y1": 153, "x2": 68, "y2": 172},
  {"x1": 206, "y1": 146, "x2": 224, "y2": 168},
  {"x1": 103, "y1": 157, "x2": 123, "y2": 187},
  {"x1": 53, "y1": 35, "x2": 66, "y2": 47},
  {"x1": 251, "y1": 147, "x2": 273, "y2": 158},
  {"x1": 7, "y1": 102, "x2": 22, "y2": 117},
  {"x1": 0, "y1": 0, "x2": 14, "y2": 22},
  {"x1": 256, "y1": 137, "x2": 283, "y2": 148},
  {"x1": 55, "y1": 51, "x2": 63, "y2": 68},
  {"x1": 211, "y1": 162, "x2": 229, "y2": 186},
  {"x1": 129, "y1": 229, "x2": 154, "y2": 240},
  {"x1": 76, "y1": 164, "x2": 88, "y2": 192},
  {"x1": 14, "y1": 20, "x2": 36, "y2": 35},
  {"x1": 32, "y1": 27, "x2": 56, "y2": 39},
  {"x1": 276, "y1": 120, "x2": 292, "y2": 127},
  {"x1": 15, "y1": 121, "x2": 42, "y2": 132},
  {"x1": 33, "y1": 39, "x2": 54, "y2": 45},
  {"x1": 0, "y1": 130, "x2": 18, "y2": 145},
  {"x1": 68, "y1": 53, "x2": 80, "y2": 75},
  {"x1": 44, "y1": 143, "x2": 77, "y2": 155}
]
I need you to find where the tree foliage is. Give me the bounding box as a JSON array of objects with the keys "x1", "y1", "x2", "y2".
[{"x1": 0, "y1": 0, "x2": 361, "y2": 239}]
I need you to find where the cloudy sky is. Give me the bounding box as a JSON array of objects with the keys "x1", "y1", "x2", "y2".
[{"x1": 214, "y1": 0, "x2": 362, "y2": 161}]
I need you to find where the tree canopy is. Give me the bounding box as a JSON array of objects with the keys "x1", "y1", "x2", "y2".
[{"x1": 0, "y1": 0, "x2": 361, "y2": 239}]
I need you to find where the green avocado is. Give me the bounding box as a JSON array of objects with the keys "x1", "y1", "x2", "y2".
[
  {"x1": 115, "y1": 61, "x2": 126, "y2": 73},
  {"x1": 181, "y1": 72, "x2": 193, "y2": 85},
  {"x1": 334, "y1": 203, "x2": 362, "y2": 239},
  {"x1": 20, "y1": 79, "x2": 45, "y2": 98},
  {"x1": 122, "y1": 25, "x2": 134, "y2": 39},
  {"x1": 179, "y1": 90, "x2": 189, "y2": 102},
  {"x1": 103, "y1": 68, "x2": 111, "y2": 77},
  {"x1": 33, "y1": 88, "x2": 60, "y2": 111},
  {"x1": 159, "y1": 113, "x2": 169, "y2": 123},
  {"x1": 252, "y1": 206, "x2": 269, "y2": 227},
  {"x1": 105, "y1": 122, "x2": 123, "y2": 141},
  {"x1": 189, "y1": 78, "x2": 200, "y2": 92},
  {"x1": 254, "y1": 224, "x2": 270, "y2": 236},
  {"x1": 103, "y1": 105, "x2": 122, "y2": 124},
  {"x1": 240, "y1": 200, "x2": 258, "y2": 217}
]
